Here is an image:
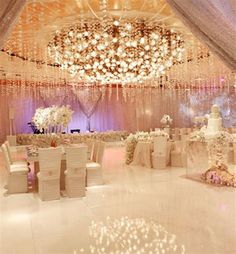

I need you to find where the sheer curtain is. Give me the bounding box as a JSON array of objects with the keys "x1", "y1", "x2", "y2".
[
  {"x1": 1, "y1": 88, "x2": 236, "y2": 142},
  {"x1": 0, "y1": 0, "x2": 26, "y2": 49},
  {"x1": 166, "y1": 0, "x2": 236, "y2": 71}
]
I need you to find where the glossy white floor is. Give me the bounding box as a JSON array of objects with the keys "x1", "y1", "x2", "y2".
[{"x1": 0, "y1": 145, "x2": 236, "y2": 254}]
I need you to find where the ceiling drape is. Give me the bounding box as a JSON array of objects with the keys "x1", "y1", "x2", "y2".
[
  {"x1": 0, "y1": 0, "x2": 26, "y2": 49},
  {"x1": 166, "y1": 0, "x2": 236, "y2": 72}
]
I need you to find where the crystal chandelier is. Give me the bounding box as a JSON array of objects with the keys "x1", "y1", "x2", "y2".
[{"x1": 48, "y1": 17, "x2": 184, "y2": 84}]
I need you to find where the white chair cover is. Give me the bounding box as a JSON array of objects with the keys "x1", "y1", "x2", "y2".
[
  {"x1": 152, "y1": 137, "x2": 168, "y2": 169},
  {"x1": 4, "y1": 140, "x2": 27, "y2": 166},
  {"x1": 131, "y1": 142, "x2": 152, "y2": 168},
  {"x1": 86, "y1": 141, "x2": 105, "y2": 186},
  {"x1": 96, "y1": 141, "x2": 106, "y2": 165},
  {"x1": 86, "y1": 139, "x2": 94, "y2": 160},
  {"x1": 38, "y1": 147, "x2": 62, "y2": 201},
  {"x1": 7, "y1": 135, "x2": 17, "y2": 146},
  {"x1": 153, "y1": 136, "x2": 167, "y2": 156},
  {"x1": 163, "y1": 127, "x2": 170, "y2": 136},
  {"x1": 65, "y1": 146, "x2": 87, "y2": 175},
  {"x1": 38, "y1": 147, "x2": 62, "y2": 179},
  {"x1": 92, "y1": 141, "x2": 100, "y2": 162},
  {"x1": 179, "y1": 128, "x2": 187, "y2": 135},
  {"x1": 1, "y1": 144, "x2": 28, "y2": 193},
  {"x1": 65, "y1": 146, "x2": 87, "y2": 198},
  {"x1": 171, "y1": 141, "x2": 183, "y2": 167}
]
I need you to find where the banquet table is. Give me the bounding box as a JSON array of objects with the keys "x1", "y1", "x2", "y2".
[
  {"x1": 27, "y1": 144, "x2": 88, "y2": 190},
  {"x1": 130, "y1": 140, "x2": 173, "y2": 168}
]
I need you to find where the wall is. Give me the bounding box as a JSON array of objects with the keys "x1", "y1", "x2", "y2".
[{"x1": 0, "y1": 86, "x2": 235, "y2": 142}]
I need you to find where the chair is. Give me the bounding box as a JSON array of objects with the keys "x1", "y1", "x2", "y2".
[
  {"x1": 180, "y1": 134, "x2": 189, "y2": 141},
  {"x1": 170, "y1": 141, "x2": 184, "y2": 167},
  {"x1": 151, "y1": 136, "x2": 167, "y2": 169},
  {"x1": 1, "y1": 144, "x2": 28, "y2": 193},
  {"x1": 173, "y1": 128, "x2": 180, "y2": 141},
  {"x1": 86, "y1": 141, "x2": 106, "y2": 186},
  {"x1": 4, "y1": 141, "x2": 28, "y2": 167},
  {"x1": 6, "y1": 135, "x2": 17, "y2": 146},
  {"x1": 180, "y1": 128, "x2": 187, "y2": 135},
  {"x1": 172, "y1": 133, "x2": 178, "y2": 141},
  {"x1": 163, "y1": 127, "x2": 170, "y2": 136},
  {"x1": 91, "y1": 140, "x2": 100, "y2": 162},
  {"x1": 86, "y1": 139, "x2": 94, "y2": 161},
  {"x1": 37, "y1": 147, "x2": 62, "y2": 201},
  {"x1": 65, "y1": 146, "x2": 87, "y2": 198},
  {"x1": 131, "y1": 141, "x2": 152, "y2": 168}
]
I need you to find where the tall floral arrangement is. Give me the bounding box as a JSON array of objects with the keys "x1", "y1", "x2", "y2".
[
  {"x1": 32, "y1": 105, "x2": 73, "y2": 132},
  {"x1": 54, "y1": 105, "x2": 74, "y2": 127},
  {"x1": 160, "y1": 114, "x2": 173, "y2": 127}
]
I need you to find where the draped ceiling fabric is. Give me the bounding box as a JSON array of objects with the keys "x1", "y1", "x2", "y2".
[
  {"x1": 166, "y1": 0, "x2": 236, "y2": 72},
  {"x1": 0, "y1": 0, "x2": 26, "y2": 49}
]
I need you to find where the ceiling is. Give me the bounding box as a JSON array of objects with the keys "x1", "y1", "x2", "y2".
[
  {"x1": 2, "y1": 0, "x2": 194, "y2": 64},
  {"x1": 3, "y1": 0, "x2": 228, "y2": 88}
]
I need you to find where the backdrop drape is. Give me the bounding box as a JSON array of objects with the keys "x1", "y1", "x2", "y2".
[
  {"x1": 0, "y1": 0, "x2": 26, "y2": 49},
  {"x1": 1, "y1": 87, "x2": 236, "y2": 143},
  {"x1": 166, "y1": 0, "x2": 236, "y2": 71}
]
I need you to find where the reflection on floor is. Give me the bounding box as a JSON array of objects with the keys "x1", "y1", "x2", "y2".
[{"x1": 0, "y1": 146, "x2": 236, "y2": 254}]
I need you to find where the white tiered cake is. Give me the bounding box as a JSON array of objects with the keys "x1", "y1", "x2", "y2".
[{"x1": 205, "y1": 104, "x2": 222, "y2": 137}]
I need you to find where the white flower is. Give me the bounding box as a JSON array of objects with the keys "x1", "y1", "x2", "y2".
[
  {"x1": 189, "y1": 130, "x2": 206, "y2": 142},
  {"x1": 160, "y1": 114, "x2": 173, "y2": 125},
  {"x1": 32, "y1": 105, "x2": 74, "y2": 131}
]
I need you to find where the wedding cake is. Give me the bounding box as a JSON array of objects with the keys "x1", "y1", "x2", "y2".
[{"x1": 205, "y1": 104, "x2": 222, "y2": 137}]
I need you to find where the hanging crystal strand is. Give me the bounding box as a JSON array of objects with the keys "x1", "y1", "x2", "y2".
[
  {"x1": 116, "y1": 83, "x2": 119, "y2": 101},
  {"x1": 108, "y1": 84, "x2": 112, "y2": 101}
]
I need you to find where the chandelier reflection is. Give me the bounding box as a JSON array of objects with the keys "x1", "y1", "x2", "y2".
[
  {"x1": 85, "y1": 216, "x2": 186, "y2": 254},
  {"x1": 48, "y1": 18, "x2": 184, "y2": 84}
]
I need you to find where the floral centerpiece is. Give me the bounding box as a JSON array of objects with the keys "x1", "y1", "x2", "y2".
[
  {"x1": 150, "y1": 130, "x2": 169, "y2": 139},
  {"x1": 32, "y1": 105, "x2": 73, "y2": 133},
  {"x1": 160, "y1": 114, "x2": 173, "y2": 127},
  {"x1": 189, "y1": 130, "x2": 206, "y2": 142}
]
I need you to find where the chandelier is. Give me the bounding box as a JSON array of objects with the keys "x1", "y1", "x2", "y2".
[{"x1": 48, "y1": 17, "x2": 184, "y2": 84}]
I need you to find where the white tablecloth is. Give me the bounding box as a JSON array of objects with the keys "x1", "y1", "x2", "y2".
[{"x1": 131, "y1": 141, "x2": 173, "y2": 168}]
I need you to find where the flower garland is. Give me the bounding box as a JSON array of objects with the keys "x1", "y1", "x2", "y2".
[{"x1": 17, "y1": 131, "x2": 129, "y2": 146}]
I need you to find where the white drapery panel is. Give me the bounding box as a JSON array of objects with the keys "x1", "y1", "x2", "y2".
[
  {"x1": 166, "y1": 0, "x2": 236, "y2": 71},
  {"x1": 1, "y1": 88, "x2": 236, "y2": 143},
  {"x1": 0, "y1": 0, "x2": 26, "y2": 49}
]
